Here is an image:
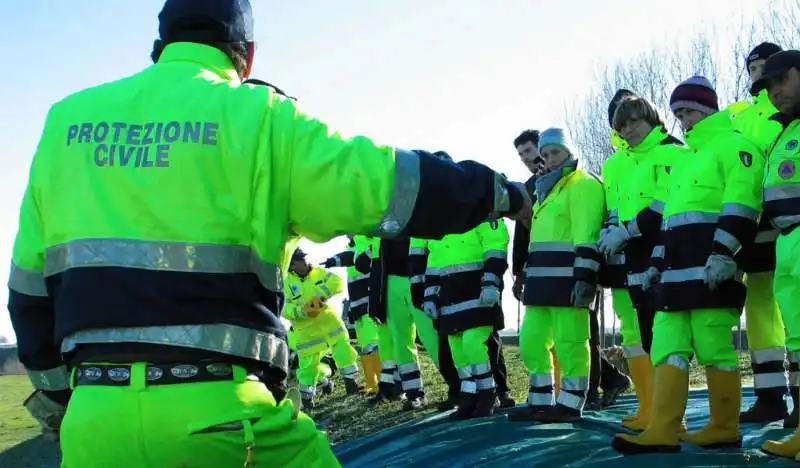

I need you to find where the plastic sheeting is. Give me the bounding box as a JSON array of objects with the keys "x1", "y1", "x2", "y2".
[{"x1": 334, "y1": 388, "x2": 798, "y2": 467}]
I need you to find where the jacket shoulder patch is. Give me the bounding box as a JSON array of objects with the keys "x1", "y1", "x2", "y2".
[
  {"x1": 489, "y1": 221, "x2": 499, "y2": 230},
  {"x1": 739, "y1": 151, "x2": 753, "y2": 167}
]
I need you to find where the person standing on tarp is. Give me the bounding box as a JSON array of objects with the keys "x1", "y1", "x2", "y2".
[{"x1": 8, "y1": 0, "x2": 533, "y2": 466}]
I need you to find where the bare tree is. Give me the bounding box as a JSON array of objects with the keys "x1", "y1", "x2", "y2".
[{"x1": 564, "y1": 0, "x2": 800, "y2": 166}]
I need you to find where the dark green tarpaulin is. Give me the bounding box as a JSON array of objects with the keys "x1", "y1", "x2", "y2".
[{"x1": 334, "y1": 388, "x2": 797, "y2": 467}]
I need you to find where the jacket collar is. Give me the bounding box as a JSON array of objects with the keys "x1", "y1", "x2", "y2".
[
  {"x1": 684, "y1": 111, "x2": 731, "y2": 150},
  {"x1": 157, "y1": 42, "x2": 241, "y2": 83}
]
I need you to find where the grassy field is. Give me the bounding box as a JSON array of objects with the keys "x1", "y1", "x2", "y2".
[{"x1": 0, "y1": 346, "x2": 754, "y2": 466}]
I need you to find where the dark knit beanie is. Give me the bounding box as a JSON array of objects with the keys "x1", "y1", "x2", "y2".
[
  {"x1": 670, "y1": 76, "x2": 719, "y2": 115},
  {"x1": 607, "y1": 88, "x2": 637, "y2": 127},
  {"x1": 747, "y1": 42, "x2": 783, "y2": 68}
]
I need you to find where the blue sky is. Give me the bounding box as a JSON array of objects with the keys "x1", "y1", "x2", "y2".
[{"x1": 0, "y1": 0, "x2": 764, "y2": 341}]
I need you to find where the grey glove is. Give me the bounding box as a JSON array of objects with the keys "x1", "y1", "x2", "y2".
[
  {"x1": 23, "y1": 390, "x2": 66, "y2": 444},
  {"x1": 704, "y1": 254, "x2": 737, "y2": 291},
  {"x1": 571, "y1": 280, "x2": 596, "y2": 307},
  {"x1": 640, "y1": 267, "x2": 661, "y2": 292},
  {"x1": 598, "y1": 224, "x2": 631, "y2": 258},
  {"x1": 479, "y1": 286, "x2": 501, "y2": 307}
]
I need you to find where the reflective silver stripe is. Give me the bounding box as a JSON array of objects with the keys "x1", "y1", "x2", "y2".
[
  {"x1": 473, "y1": 362, "x2": 492, "y2": 375},
  {"x1": 752, "y1": 347, "x2": 786, "y2": 364},
  {"x1": 791, "y1": 372, "x2": 800, "y2": 387},
  {"x1": 713, "y1": 229, "x2": 741, "y2": 254},
  {"x1": 27, "y1": 365, "x2": 69, "y2": 391},
  {"x1": 764, "y1": 183, "x2": 800, "y2": 202},
  {"x1": 575, "y1": 258, "x2": 600, "y2": 272},
  {"x1": 350, "y1": 296, "x2": 369, "y2": 308},
  {"x1": 379, "y1": 372, "x2": 395, "y2": 384},
  {"x1": 483, "y1": 250, "x2": 506, "y2": 260},
  {"x1": 524, "y1": 266, "x2": 574, "y2": 278},
  {"x1": 773, "y1": 214, "x2": 800, "y2": 230},
  {"x1": 8, "y1": 264, "x2": 48, "y2": 297},
  {"x1": 440, "y1": 299, "x2": 483, "y2": 316},
  {"x1": 402, "y1": 378, "x2": 422, "y2": 390},
  {"x1": 623, "y1": 345, "x2": 646, "y2": 358},
  {"x1": 529, "y1": 242, "x2": 574, "y2": 252},
  {"x1": 440, "y1": 262, "x2": 482, "y2": 275},
  {"x1": 722, "y1": 203, "x2": 759, "y2": 221},
  {"x1": 361, "y1": 343, "x2": 379, "y2": 355},
  {"x1": 318, "y1": 284, "x2": 332, "y2": 296},
  {"x1": 482, "y1": 272, "x2": 501, "y2": 285},
  {"x1": 556, "y1": 391, "x2": 585, "y2": 410},
  {"x1": 755, "y1": 229, "x2": 780, "y2": 244},
  {"x1": 627, "y1": 219, "x2": 642, "y2": 238},
  {"x1": 410, "y1": 274, "x2": 425, "y2": 284},
  {"x1": 340, "y1": 364, "x2": 359, "y2": 378},
  {"x1": 398, "y1": 362, "x2": 419, "y2": 374},
  {"x1": 754, "y1": 372, "x2": 788, "y2": 389},
  {"x1": 652, "y1": 245, "x2": 665, "y2": 259},
  {"x1": 296, "y1": 337, "x2": 325, "y2": 351},
  {"x1": 561, "y1": 376, "x2": 589, "y2": 391},
  {"x1": 475, "y1": 376, "x2": 495, "y2": 390},
  {"x1": 424, "y1": 286, "x2": 440, "y2": 297},
  {"x1": 329, "y1": 326, "x2": 346, "y2": 338},
  {"x1": 528, "y1": 392, "x2": 554, "y2": 406},
  {"x1": 426, "y1": 267, "x2": 442, "y2": 276},
  {"x1": 409, "y1": 247, "x2": 426, "y2": 256},
  {"x1": 61, "y1": 324, "x2": 289, "y2": 372},
  {"x1": 457, "y1": 366, "x2": 472, "y2": 379},
  {"x1": 789, "y1": 351, "x2": 800, "y2": 363},
  {"x1": 349, "y1": 273, "x2": 370, "y2": 282},
  {"x1": 663, "y1": 211, "x2": 718, "y2": 229},
  {"x1": 334, "y1": 256, "x2": 343, "y2": 267},
  {"x1": 665, "y1": 354, "x2": 689, "y2": 372},
  {"x1": 607, "y1": 252, "x2": 625, "y2": 266},
  {"x1": 627, "y1": 272, "x2": 647, "y2": 286},
  {"x1": 461, "y1": 379, "x2": 478, "y2": 394},
  {"x1": 529, "y1": 373, "x2": 553, "y2": 387},
  {"x1": 46, "y1": 239, "x2": 282, "y2": 292},
  {"x1": 650, "y1": 200, "x2": 665, "y2": 214},
  {"x1": 661, "y1": 266, "x2": 744, "y2": 284},
  {"x1": 370, "y1": 148, "x2": 420, "y2": 237},
  {"x1": 489, "y1": 172, "x2": 511, "y2": 220}
]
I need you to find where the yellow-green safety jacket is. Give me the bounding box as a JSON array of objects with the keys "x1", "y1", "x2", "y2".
[
  {"x1": 656, "y1": 110, "x2": 764, "y2": 312},
  {"x1": 425, "y1": 220, "x2": 509, "y2": 334},
  {"x1": 7, "y1": 42, "x2": 523, "y2": 393},
  {"x1": 763, "y1": 114, "x2": 800, "y2": 235},
  {"x1": 282, "y1": 266, "x2": 346, "y2": 352},
  {"x1": 728, "y1": 89, "x2": 783, "y2": 273},
  {"x1": 599, "y1": 130, "x2": 632, "y2": 288},
  {"x1": 522, "y1": 167, "x2": 605, "y2": 307}
]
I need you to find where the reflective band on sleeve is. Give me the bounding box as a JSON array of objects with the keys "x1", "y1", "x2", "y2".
[
  {"x1": 607, "y1": 252, "x2": 625, "y2": 266},
  {"x1": 409, "y1": 247, "x2": 426, "y2": 255},
  {"x1": 409, "y1": 274, "x2": 425, "y2": 284},
  {"x1": 482, "y1": 272, "x2": 501, "y2": 286},
  {"x1": 661, "y1": 267, "x2": 744, "y2": 284},
  {"x1": 754, "y1": 229, "x2": 780, "y2": 244},
  {"x1": 350, "y1": 296, "x2": 369, "y2": 308},
  {"x1": 61, "y1": 324, "x2": 289, "y2": 373},
  {"x1": 483, "y1": 250, "x2": 506, "y2": 260},
  {"x1": 713, "y1": 229, "x2": 742, "y2": 254},
  {"x1": 528, "y1": 242, "x2": 574, "y2": 253},
  {"x1": 764, "y1": 183, "x2": 800, "y2": 202},
  {"x1": 663, "y1": 211, "x2": 718, "y2": 229},
  {"x1": 773, "y1": 214, "x2": 800, "y2": 230},
  {"x1": 27, "y1": 365, "x2": 70, "y2": 391},
  {"x1": 440, "y1": 299, "x2": 483, "y2": 316},
  {"x1": 440, "y1": 262, "x2": 483, "y2": 275},
  {"x1": 524, "y1": 266, "x2": 574, "y2": 278},
  {"x1": 722, "y1": 203, "x2": 759, "y2": 221},
  {"x1": 370, "y1": 148, "x2": 420, "y2": 237},
  {"x1": 8, "y1": 264, "x2": 49, "y2": 297},
  {"x1": 650, "y1": 200, "x2": 665, "y2": 214},
  {"x1": 575, "y1": 258, "x2": 600, "y2": 272},
  {"x1": 651, "y1": 245, "x2": 665, "y2": 259},
  {"x1": 45, "y1": 239, "x2": 282, "y2": 292}
]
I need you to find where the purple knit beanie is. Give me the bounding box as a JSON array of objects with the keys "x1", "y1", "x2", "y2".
[{"x1": 670, "y1": 75, "x2": 719, "y2": 115}]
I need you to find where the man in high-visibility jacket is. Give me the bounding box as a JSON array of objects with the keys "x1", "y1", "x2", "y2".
[
  {"x1": 8, "y1": 1, "x2": 532, "y2": 465},
  {"x1": 423, "y1": 217, "x2": 510, "y2": 419},
  {"x1": 323, "y1": 235, "x2": 381, "y2": 395},
  {"x1": 727, "y1": 42, "x2": 791, "y2": 425},
  {"x1": 613, "y1": 76, "x2": 764, "y2": 455},
  {"x1": 283, "y1": 249, "x2": 360, "y2": 409},
  {"x1": 508, "y1": 127, "x2": 605, "y2": 423},
  {"x1": 600, "y1": 94, "x2": 687, "y2": 430},
  {"x1": 750, "y1": 49, "x2": 800, "y2": 460}
]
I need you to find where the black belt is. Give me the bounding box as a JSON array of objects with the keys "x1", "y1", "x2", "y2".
[{"x1": 75, "y1": 361, "x2": 241, "y2": 387}]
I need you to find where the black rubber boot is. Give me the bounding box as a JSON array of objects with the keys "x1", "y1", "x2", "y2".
[
  {"x1": 740, "y1": 387, "x2": 788, "y2": 423},
  {"x1": 368, "y1": 382, "x2": 398, "y2": 405},
  {"x1": 498, "y1": 391, "x2": 516, "y2": 409},
  {"x1": 344, "y1": 378, "x2": 363, "y2": 395},
  {"x1": 320, "y1": 378, "x2": 334, "y2": 395},
  {"x1": 602, "y1": 374, "x2": 632, "y2": 408},
  {"x1": 437, "y1": 392, "x2": 459, "y2": 412},
  {"x1": 507, "y1": 405, "x2": 550, "y2": 422},
  {"x1": 585, "y1": 391, "x2": 603, "y2": 411},
  {"x1": 403, "y1": 389, "x2": 427, "y2": 411},
  {"x1": 301, "y1": 398, "x2": 315, "y2": 411},
  {"x1": 472, "y1": 389, "x2": 498, "y2": 418},
  {"x1": 450, "y1": 393, "x2": 478, "y2": 421},
  {"x1": 536, "y1": 404, "x2": 582, "y2": 423}
]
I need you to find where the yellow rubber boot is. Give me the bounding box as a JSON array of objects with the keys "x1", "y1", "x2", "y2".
[
  {"x1": 611, "y1": 364, "x2": 689, "y2": 454},
  {"x1": 680, "y1": 367, "x2": 742, "y2": 448},
  {"x1": 622, "y1": 355, "x2": 654, "y2": 431},
  {"x1": 360, "y1": 352, "x2": 381, "y2": 395},
  {"x1": 552, "y1": 348, "x2": 561, "y2": 397},
  {"x1": 763, "y1": 424, "x2": 800, "y2": 458}
]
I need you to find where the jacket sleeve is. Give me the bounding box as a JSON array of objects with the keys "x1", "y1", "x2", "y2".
[
  {"x1": 354, "y1": 237, "x2": 374, "y2": 274},
  {"x1": 626, "y1": 148, "x2": 675, "y2": 239},
  {"x1": 423, "y1": 241, "x2": 442, "y2": 307},
  {"x1": 476, "y1": 220, "x2": 510, "y2": 289},
  {"x1": 8, "y1": 117, "x2": 70, "y2": 399},
  {"x1": 600, "y1": 155, "x2": 619, "y2": 228},
  {"x1": 316, "y1": 269, "x2": 344, "y2": 299},
  {"x1": 570, "y1": 177, "x2": 606, "y2": 284},
  {"x1": 711, "y1": 140, "x2": 764, "y2": 257},
  {"x1": 272, "y1": 96, "x2": 524, "y2": 242},
  {"x1": 328, "y1": 250, "x2": 355, "y2": 267},
  {"x1": 408, "y1": 238, "x2": 429, "y2": 308},
  {"x1": 281, "y1": 278, "x2": 306, "y2": 321}
]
